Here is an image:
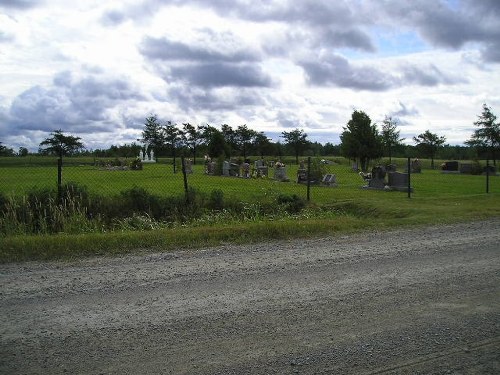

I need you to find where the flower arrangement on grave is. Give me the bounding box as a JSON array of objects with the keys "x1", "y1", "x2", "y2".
[
  {"x1": 275, "y1": 161, "x2": 285, "y2": 168},
  {"x1": 129, "y1": 158, "x2": 143, "y2": 170}
]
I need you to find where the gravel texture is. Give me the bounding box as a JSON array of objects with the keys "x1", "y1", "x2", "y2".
[{"x1": 1, "y1": 219, "x2": 500, "y2": 374}]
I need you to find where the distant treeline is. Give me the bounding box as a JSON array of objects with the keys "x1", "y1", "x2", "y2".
[{"x1": 0, "y1": 140, "x2": 482, "y2": 162}]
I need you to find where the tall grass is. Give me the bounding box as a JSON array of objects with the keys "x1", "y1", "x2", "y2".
[{"x1": 0, "y1": 182, "x2": 308, "y2": 237}]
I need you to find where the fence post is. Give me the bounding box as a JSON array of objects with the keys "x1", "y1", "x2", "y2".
[
  {"x1": 307, "y1": 157, "x2": 311, "y2": 202},
  {"x1": 407, "y1": 157, "x2": 411, "y2": 199},
  {"x1": 486, "y1": 159, "x2": 490, "y2": 194},
  {"x1": 57, "y1": 156, "x2": 63, "y2": 203},
  {"x1": 181, "y1": 156, "x2": 189, "y2": 202}
]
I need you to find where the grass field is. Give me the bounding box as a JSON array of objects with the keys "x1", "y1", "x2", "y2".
[
  {"x1": 1, "y1": 156, "x2": 499, "y2": 263},
  {"x1": 1, "y1": 156, "x2": 497, "y2": 200}
]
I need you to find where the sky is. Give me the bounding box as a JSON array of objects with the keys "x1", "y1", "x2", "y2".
[{"x1": 1, "y1": 0, "x2": 499, "y2": 152}]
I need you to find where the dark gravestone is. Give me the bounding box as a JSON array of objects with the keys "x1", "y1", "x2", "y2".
[
  {"x1": 388, "y1": 172, "x2": 413, "y2": 192},
  {"x1": 368, "y1": 177, "x2": 385, "y2": 189},
  {"x1": 297, "y1": 169, "x2": 308, "y2": 183},
  {"x1": 460, "y1": 163, "x2": 472, "y2": 174},
  {"x1": 367, "y1": 165, "x2": 386, "y2": 189},
  {"x1": 385, "y1": 164, "x2": 397, "y2": 172},
  {"x1": 442, "y1": 161, "x2": 459, "y2": 171},
  {"x1": 483, "y1": 165, "x2": 496, "y2": 174}
]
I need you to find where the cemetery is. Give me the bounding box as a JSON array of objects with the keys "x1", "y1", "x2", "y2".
[{"x1": 1, "y1": 156, "x2": 496, "y2": 204}]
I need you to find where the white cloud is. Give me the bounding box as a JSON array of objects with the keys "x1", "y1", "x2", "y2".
[{"x1": 0, "y1": 0, "x2": 499, "y2": 151}]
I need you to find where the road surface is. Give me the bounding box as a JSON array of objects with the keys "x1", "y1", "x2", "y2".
[{"x1": 1, "y1": 220, "x2": 499, "y2": 374}]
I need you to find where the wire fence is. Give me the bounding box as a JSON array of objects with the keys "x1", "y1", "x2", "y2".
[{"x1": 1, "y1": 156, "x2": 498, "y2": 204}]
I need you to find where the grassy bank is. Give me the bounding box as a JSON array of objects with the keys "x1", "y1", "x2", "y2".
[{"x1": 1, "y1": 193, "x2": 499, "y2": 263}]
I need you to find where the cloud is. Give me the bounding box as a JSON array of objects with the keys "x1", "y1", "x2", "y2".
[
  {"x1": 0, "y1": 31, "x2": 15, "y2": 43},
  {"x1": 6, "y1": 71, "x2": 144, "y2": 135},
  {"x1": 389, "y1": 101, "x2": 420, "y2": 120},
  {"x1": 140, "y1": 33, "x2": 274, "y2": 89},
  {"x1": 377, "y1": 0, "x2": 500, "y2": 63},
  {"x1": 299, "y1": 51, "x2": 467, "y2": 91},
  {"x1": 399, "y1": 63, "x2": 467, "y2": 86},
  {"x1": 169, "y1": 63, "x2": 273, "y2": 88},
  {"x1": 299, "y1": 54, "x2": 396, "y2": 91},
  {"x1": 168, "y1": 86, "x2": 265, "y2": 112},
  {"x1": 139, "y1": 34, "x2": 260, "y2": 63},
  {"x1": 0, "y1": 0, "x2": 41, "y2": 10},
  {"x1": 100, "y1": 9, "x2": 127, "y2": 27}
]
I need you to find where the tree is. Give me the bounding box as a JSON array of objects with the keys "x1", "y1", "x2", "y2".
[
  {"x1": 0, "y1": 142, "x2": 15, "y2": 156},
  {"x1": 164, "y1": 121, "x2": 183, "y2": 173},
  {"x1": 18, "y1": 147, "x2": 29, "y2": 157},
  {"x1": 182, "y1": 123, "x2": 203, "y2": 164},
  {"x1": 465, "y1": 104, "x2": 500, "y2": 165},
  {"x1": 221, "y1": 124, "x2": 236, "y2": 155},
  {"x1": 413, "y1": 130, "x2": 446, "y2": 169},
  {"x1": 340, "y1": 110, "x2": 383, "y2": 172},
  {"x1": 281, "y1": 128, "x2": 309, "y2": 164},
  {"x1": 141, "y1": 114, "x2": 165, "y2": 158},
  {"x1": 39, "y1": 129, "x2": 84, "y2": 158},
  {"x1": 381, "y1": 116, "x2": 405, "y2": 163},
  {"x1": 234, "y1": 124, "x2": 257, "y2": 159},
  {"x1": 253, "y1": 132, "x2": 273, "y2": 158},
  {"x1": 207, "y1": 128, "x2": 227, "y2": 159}
]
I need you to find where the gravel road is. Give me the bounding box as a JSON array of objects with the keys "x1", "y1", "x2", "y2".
[{"x1": 1, "y1": 220, "x2": 500, "y2": 374}]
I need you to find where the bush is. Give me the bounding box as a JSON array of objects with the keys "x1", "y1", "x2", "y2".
[
  {"x1": 276, "y1": 193, "x2": 306, "y2": 214},
  {"x1": 209, "y1": 189, "x2": 224, "y2": 210}
]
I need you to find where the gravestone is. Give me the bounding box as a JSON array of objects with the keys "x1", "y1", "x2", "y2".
[
  {"x1": 388, "y1": 172, "x2": 413, "y2": 192},
  {"x1": 385, "y1": 164, "x2": 397, "y2": 172},
  {"x1": 363, "y1": 165, "x2": 386, "y2": 189},
  {"x1": 322, "y1": 174, "x2": 337, "y2": 187},
  {"x1": 274, "y1": 166, "x2": 289, "y2": 182},
  {"x1": 206, "y1": 161, "x2": 216, "y2": 175},
  {"x1": 483, "y1": 165, "x2": 497, "y2": 175},
  {"x1": 442, "y1": 161, "x2": 459, "y2": 172},
  {"x1": 254, "y1": 159, "x2": 268, "y2": 177},
  {"x1": 297, "y1": 168, "x2": 308, "y2": 183},
  {"x1": 222, "y1": 161, "x2": 230, "y2": 176},
  {"x1": 183, "y1": 158, "x2": 193, "y2": 174},
  {"x1": 228, "y1": 162, "x2": 238, "y2": 176},
  {"x1": 459, "y1": 163, "x2": 472, "y2": 174},
  {"x1": 241, "y1": 161, "x2": 250, "y2": 178},
  {"x1": 411, "y1": 159, "x2": 421, "y2": 173}
]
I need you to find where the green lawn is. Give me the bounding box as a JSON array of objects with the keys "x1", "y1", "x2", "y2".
[{"x1": 0, "y1": 157, "x2": 498, "y2": 201}]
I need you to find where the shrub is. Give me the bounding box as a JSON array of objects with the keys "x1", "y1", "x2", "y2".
[
  {"x1": 276, "y1": 193, "x2": 306, "y2": 213},
  {"x1": 209, "y1": 189, "x2": 224, "y2": 210}
]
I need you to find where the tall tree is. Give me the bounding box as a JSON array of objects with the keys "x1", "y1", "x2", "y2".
[
  {"x1": 413, "y1": 130, "x2": 446, "y2": 169},
  {"x1": 221, "y1": 124, "x2": 236, "y2": 155},
  {"x1": 381, "y1": 116, "x2": 405, "y2": 163},
  {"x1": 164, "y1": 121, "x2": 183, "y2": 173},
  {"x1": 234, "y1": 124, "x2": 257, "y2": 159},
  {"x1": 253, "y1": 132, "x2": 273, "y2": 158},
  {"x1": 0, "y1": 142, "x2": 15, "y2": 156},
  {"x1": 207, "y1": 128, "x2": 227, "y2": 159},
  {"x1": 340, "y1": 110, "x2": 383, "y2": 172},
  {"x1": 281, "y1": 128, "x2": 309, "y2": 164},
  {"x1": 182, "y1": 123, "x2": 204, "y2": 165},
  {"x1": 18, "y1": 147, "x2": 29, "y2": 157},
  {"x1": 39, "y1": 129, "x2": 84, "y2": 158},
  {"x1": 141, "y1": 114, "x2": 165, "y2": 158},
  {"x1": 465, "y1": 104, "x2": 500, "y2": 165}
]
